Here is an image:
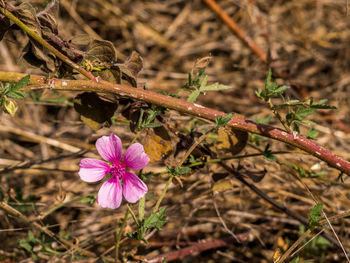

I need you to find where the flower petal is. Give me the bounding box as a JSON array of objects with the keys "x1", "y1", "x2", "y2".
[
  {"x1": 97, "y1": 178, "x2": 122, "y2": 209},
  {"x1": 79, "y1": 158, "x2": 110, "y2": 182},
  {"x1": 123, "y1": 143, "x2": 150, "y2": 170},
  {"x1": 122, "y1": 172, "x2": 148, "y2": 203},
  {"x1": 96, "y1": 133, "x2": 122, "y2": 163}
]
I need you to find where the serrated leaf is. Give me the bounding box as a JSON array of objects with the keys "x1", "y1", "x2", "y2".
[
  {"x1": 14, "y1": 75, "x2": 30, "y2": 91},
  {"x1": 187, "y1": 89, "x2": 200, "y2": 102},
  {"x1": 306, "y1": 128, "x2": 319, "y2": 140},
  {"x1": 8, "y1": 91, "x2": 26, "y2": 99},
  {"x1": 308, "y1": 203, "x2": 323, "y2": 229},
  {"x1": 144, "y1": 208, "x2": 167, "y2": 230},
  {"x1": 273, "y1": 85, "x2": 289, "y2": 94},
  {"x1": 215, "y1": 113, "x2": 235, "y2": 128},
  {"x1": 199, "y1": 74, "x2": 208, "y2": 90},
  {"x1": 295, "y1": 107, "x2": 315, "y2": 119}
]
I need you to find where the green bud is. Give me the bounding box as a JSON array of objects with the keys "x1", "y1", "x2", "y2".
[{"x1": 4, "y1": 99, "x2": 18, "y2": 116}]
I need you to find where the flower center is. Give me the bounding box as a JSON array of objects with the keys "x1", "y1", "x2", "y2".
[{"x1": 110, "y1": 162, "x2": 126, "y2": 180}]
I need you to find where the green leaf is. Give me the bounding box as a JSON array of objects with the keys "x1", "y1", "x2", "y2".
[
  {"x1": 8, "y1": 90, "x2": 26, "y2": 99},
  {"x1": 144, "y1": 208, "x2": 167, "y2": 230},
  {"x1": 215, "y1": 113, "x2": 234, "y2": 129},
  {"x1": 187, "y1": 89, "x2": 200, "y2": 102},
  {"x1": 166, "y1": 166, "x2": 191, "y2": 177},
  {"x1": 273, "y1": 85, "x2": 289, "y2": 95},
  {"x1": 308, "y1": 203, "x2": 323, "y2": 229},
  {"x1": 295, "y1": 107, "x2": 315, "y2": 119},
  {"x1": 14, "y1": 75, "x2": 30, "y2": 91},
  {"x1": 306, "y1": 128, "x2": 319, "y2": 140},
  {"x1": 143, "y1": 122, "x2": 163, "y2": 128},
  {"x1": 19, "y1": 238, "x2": 32, "y2": 252},
  {"x1": 263, "y1": 144, "x2": 276, "y2": 161}
]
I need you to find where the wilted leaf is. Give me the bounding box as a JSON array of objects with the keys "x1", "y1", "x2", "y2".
[
  {"x1": 215, "y1": 127, "x2": 248, "y2": 155},
  {"x1": 85, "y1": 39, "x2": 117, "y2": 65},
  {"x1": 212, "y1": 179, "x2": 233, "y2": 193},
  {"x1": 116, "y1": 51, "x2": 143, "y2": 87},
  {"x1": 73, "y1": 92, "x2": 118, "y2": 130},
  {"x1": 37, "y1": 0, "x2": 59, "y2": 35},
  {"x1": 14, "y1": 2, "x2": 42, "y2": 36},
  {"x1": 143, "y1": 126, "x2": 172, "y2": 163}
]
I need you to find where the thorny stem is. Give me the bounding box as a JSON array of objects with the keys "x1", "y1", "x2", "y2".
[
  {"x1": 115, "y1": 208, "x2": 129, "y2": 263},
  {"x1": 0, "y1": 6, "x2": 96, "y2": 81},
  {"x1": 1, "y1": 72, "x2": 349, "y2": 176},
  {"x1": 0, "y1": 3, "x2": 349, "y2": 175}
]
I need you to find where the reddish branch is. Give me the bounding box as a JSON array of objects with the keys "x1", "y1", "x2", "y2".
[
  {"x1": 146, "y1": 233, "x2": 250, "y2": 262},
  {"x1": 204, "y1": 0, "x2": 268, "y2": 64},
  {"x1": 0, "y1": 72, "x2": 349, "y2": 176}
]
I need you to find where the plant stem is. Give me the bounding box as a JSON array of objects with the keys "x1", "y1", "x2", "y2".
[
  {"x1": 115, "y1": 208, "x2": 129, "y2": 263},
  {"x1": 127, "y1": 204, "x2": 139, "y2": 227},
  {"x1": 1, "y1": 72, "x2": 349, "y2": 175},
  {"x1": 138, "y1": 196, "x2": 145, "y2": 221},
  {"x1": 153, "y1": 175, "x2": 173, "y2": 213}
]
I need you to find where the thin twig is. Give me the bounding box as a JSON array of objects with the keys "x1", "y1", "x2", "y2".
[{"x1": 204, "y1": 0, "x2": 268, "y2": 64}]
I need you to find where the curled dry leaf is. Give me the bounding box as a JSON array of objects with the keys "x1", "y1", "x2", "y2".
[
  {"x1": 142, "y1": 126, "x2": 172, "y2": 163},
  {"x1": 73, "y1": 92, "x2": 118, "y2": 130},
  {"x1": 214, "y1": 127, "x2": 248, "y2": 155}
]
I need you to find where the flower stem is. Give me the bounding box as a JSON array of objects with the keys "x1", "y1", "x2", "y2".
[
  {"x1": 138, "y1": 196, "x2": 145, "y2": 221},
  {"x1": 127, "y1": 204, "x2": 139, "y2": 227},
  {"x1": 153, "y1": 175, "x2": 173, "y2": 213},
  {"x1": 115, "y1": 208, "x2": 129, "y2": 263}
]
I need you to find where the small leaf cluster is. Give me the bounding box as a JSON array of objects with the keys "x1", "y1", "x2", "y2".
[
  {"x1": 214, "y1": 113, "x2": 234, "y2": 130},
  {"x1": 262, "y1": 144, "x2": 276, "y2": 162},
  {"x1": 256, "y1": 69, "x2": 336, "y2": 135},
  {"x1": 308, "y1": 203, "x2": 323, "y2": 230},
  {"x1": 127, "y1": 208, "x2": 167, "y2": 243},
  {"x1": 166, "y1": 166, "x2": 191, "y2": 177},
  {"x1": 255, "y1": 69, "x2": 289, "y2": 101},
  {"x1": 0, "y1": 75, "x2": 29, "y2": 116},
  {"x1": 183, "y1": 68, "x2": 232, "y2": 103},
  {"x1": 137, "y1": 106, "x2": 164, "y2": 129},
  {"x1": 294, "y1": 165, "x2": 326, "y2": 179},
  {"x1": 19, "y1": 231, "x2": 61, "y2": 260}
]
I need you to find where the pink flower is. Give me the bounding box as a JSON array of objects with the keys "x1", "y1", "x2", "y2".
[{"x1": 79, "y1": 133, "x2": 149, "y2": 209}]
